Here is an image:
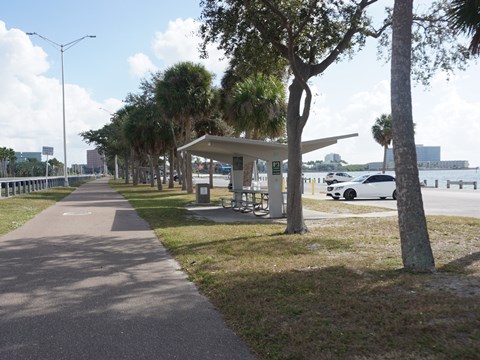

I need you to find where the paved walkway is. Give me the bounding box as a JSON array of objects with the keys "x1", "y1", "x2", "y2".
[{"x1": 0, "y1": 178, "x2": 257, "y2": 359}]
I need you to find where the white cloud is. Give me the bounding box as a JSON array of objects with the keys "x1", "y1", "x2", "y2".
[
  {"x1": 414, "y1": 79, "x2": 480, "y2": 164},
  {"x1": 302, "y1": 80, "x2": 391, "y2": 164},
  {"x1": 302, "y1": 73, "x2": 480, "y2": 168},
  {"x1": 0, "y1": 21, "x2": 49, "y2": 77},
  {"x1": 151, "y1": 18, "x2": 229, "y2": 80},
  {"x1": 0, "y1": 22, "x2": 120, "y2": 165},
  {"x1": 127, "y1": 53, "x2": 158, "y2": 78}
]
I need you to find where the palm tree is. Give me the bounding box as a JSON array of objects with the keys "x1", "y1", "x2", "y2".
[
  {"x1": 156, "y1": 62, "x2": 215, "y2": 193},
  {"x1": 391, "y1": 0, "x2": 435, "y2": 272},
  {"x1": 0, "y1": 147, "x2": 16, "y2": 177},
  {"x1": 145, "y1": 115, "x2": 176, "y2": 191},
  {"x1": 81, "y1": 106, "x2": 132, "y2": 184},
  {"x1": 226, "y1": 73, "x2": 287, "y2": 185},
  {"x1": 48, "y1": 158, "x2": 63, "y2": 176},
  {"x1": 371, "y1": 114, "x2": 393, "y2": 174},
  {"x1": 228, "y1": 74, "x2": 286, "y2": 139},
  {"x1": 0, "y1": 147, "x2": 9, "y2": 177},
  {"x1": 448, "y1": 0, "x2": 480, "y2": 55},
  {"x1": 112, "y1": 107, "x2": 134, "y2": 184},
  {"x1": 6, "y1": 148, "x2": 16, "y2": 177}
]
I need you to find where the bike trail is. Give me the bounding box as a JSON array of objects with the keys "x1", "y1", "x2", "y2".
[{"x1": 0, "y1": 178, "x2": 257, "y2": 359}]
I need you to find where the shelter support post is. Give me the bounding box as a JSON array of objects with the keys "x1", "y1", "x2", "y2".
[
  {"x1": 231, "y1": 156, "x2": 244, "y2": 206},
  {"x1": 266, "y1": 157, "x2": 283, "y2": 218}
]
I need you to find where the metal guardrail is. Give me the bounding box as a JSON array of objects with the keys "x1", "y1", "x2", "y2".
[
  {"x1": 0, "y1": 175, "x2": 96, "y2": 198},
  {"x1": 447, "y1": 180, "x2": 478, "y2": 190}
]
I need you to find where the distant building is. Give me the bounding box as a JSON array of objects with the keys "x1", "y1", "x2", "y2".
[
  {"x1": 381, "y1": 144, "x2": 468, "y2": 170},
  {"x1": 386, "y1": 145, "x2": 440, "y2": 163},
  {"x1": 86, "y1": 149, "x2": 104, "y2": 173},
  {"x1": 71, "y1": 164, "x2": 87, "y2": 174},
  {"x1": 15, "y1": 152, "x2": 42, "y2": 162},
  {"x1": 325, "y1": 153, "x2": 341, "y2": 163}
]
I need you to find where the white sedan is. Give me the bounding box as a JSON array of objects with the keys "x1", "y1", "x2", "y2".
[{"x1": 326, "y1": 174, "x2": 397, "y2": 201}]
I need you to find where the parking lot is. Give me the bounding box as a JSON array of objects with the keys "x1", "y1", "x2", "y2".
[{"x1": 304, "y1": 184, "x2": 480, "y2": 218}]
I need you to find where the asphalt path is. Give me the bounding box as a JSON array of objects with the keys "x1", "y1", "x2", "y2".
[{"x1": 0, "y1": 178, "x2": 257, "y2": 360}]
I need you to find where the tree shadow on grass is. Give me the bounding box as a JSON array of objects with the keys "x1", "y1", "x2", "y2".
[
  {"x1": 214, "y1": 265, "x2": 480, "y2": 360},
  {"x1": 438, "y1": 251, "x2": 480, "y2": 273}
]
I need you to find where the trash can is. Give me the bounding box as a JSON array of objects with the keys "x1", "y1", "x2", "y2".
[{"x1": 196, "y1": 183, "x2": 210, "y2": 204}]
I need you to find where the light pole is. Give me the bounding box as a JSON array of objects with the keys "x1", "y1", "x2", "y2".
[{"x1": 27, "y1": 32, "x2": 96, "y2": 186}]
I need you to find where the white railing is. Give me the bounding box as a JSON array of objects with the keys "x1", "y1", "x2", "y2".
[{"x1": 0, "y1": 175, "x2": 96, "y2": 198}]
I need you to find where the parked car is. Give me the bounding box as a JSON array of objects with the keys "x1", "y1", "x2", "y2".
[
  {"x1": 326, "y1": 174, "x2": 397, "y2": 201},
  {"x1": 325, "y1": 172, "x2": 353, "y2": 185}
]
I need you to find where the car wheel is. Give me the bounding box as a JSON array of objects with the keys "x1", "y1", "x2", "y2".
[
  {"x1": 344, "y1": 189, "x2": 356, "y2": 201},
  {"x1": 332, "y1": 180, "x2": 338, "y2": 184},
  {"x1": 393, "y1": 190, "x2": 397, "y2": 200},
  {"x1": 332, "y1": 196, "x2": 340, "y2": 200}
]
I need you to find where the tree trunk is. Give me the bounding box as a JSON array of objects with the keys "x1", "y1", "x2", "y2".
[
  {"x1": 9, "y1": 160, "x2": 15, "y2": 177},
  {"x1": 180, "y1": 153, "x2": 187, "y2": 191},
  {"x1": 285, "y1": 78, "x2": 307, "y2": 234},
  {"x1": 154, "y1": 156, "x2": 162, "y2": 191},
  {"x1": 243, "y1": 161, "x2": 254, "y2": 187},
  {"x1": 149, "y1": 155, "x2": 155, "y2": 187},
  {"x1": 176, "y1": 152, "x2": 183, "y2": 188},
  {"x1": 124, "y1": 152, "x2": 130, "y2": 184},
  {"x1": 139, "y1": 165, "x2": 146, "y2": 184},
  {"x1": 132, "y1": 151, "x2": 139, "y2": 186},
  {"x1": 391, "y1": 0, "x2": 435, "y2": 272},
  {"x1": 169, "y1": 149, "x2": 175, "y2": 188},
  {"x1": 132, "y1": 165, "x2": 138, "y2": 186},
  {"x1": 184, "y1": 118, "x2": 193, "y2": 194},
  {"x1": 209, "y1": 158, "x2": 214, "y2": 189},
  {"x1": 242, "y1": 131, "x2": 254, "y2": 187},
  {"x1": 162, "y1": 155, "x2": 167, "y2": 185},
  {"x1": 382, "y1": 145, "x2": 388, "y2": 174}
]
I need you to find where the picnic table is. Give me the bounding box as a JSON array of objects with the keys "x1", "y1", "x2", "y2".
[{"x1": 222, "y1": 188, "x2": 270, "y2": 216}]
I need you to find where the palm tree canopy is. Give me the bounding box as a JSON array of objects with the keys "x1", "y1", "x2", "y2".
[
  {"x1": 156, "y1": 62, "x2": 214, "y2": 121},
  {"x1": 228, "y1": 73, "x2": 286, "y2": 140},
  {"x1": 372, "y1": 114, "x2": 393, "y2": 148},
  {"x1": 448, "y1": 0, "x2": 480, "y2": 55}
]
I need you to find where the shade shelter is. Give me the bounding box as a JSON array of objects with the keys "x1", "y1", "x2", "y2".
[{"x1": 178, "y1": 133, "x2": 358, "y2": 218}]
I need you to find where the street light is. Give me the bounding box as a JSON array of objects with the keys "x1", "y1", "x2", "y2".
[{"x1": 27, "y1": 32, "x2": 96, "y2": 186}]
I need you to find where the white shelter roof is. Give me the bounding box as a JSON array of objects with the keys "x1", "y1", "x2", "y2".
[{"x1": 178, "y1": 133, "x2": 358, "y2": 163}]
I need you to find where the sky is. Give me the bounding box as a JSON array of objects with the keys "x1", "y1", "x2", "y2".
[{"x1": 1, "y1": 1, "x2": 479, "y2": 168}]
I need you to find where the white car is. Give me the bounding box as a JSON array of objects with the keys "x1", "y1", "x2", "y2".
[
  {"x1": 325, "y1": 172, "x2": 353, "y2": 185},
  {"x1": 326, "y1": 174, "x2": 397, "y2": 201}
]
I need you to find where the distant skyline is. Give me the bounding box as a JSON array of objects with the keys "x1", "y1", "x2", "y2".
[{"x1": 1, "y1": 1, "x2": 479, "y2": 168}]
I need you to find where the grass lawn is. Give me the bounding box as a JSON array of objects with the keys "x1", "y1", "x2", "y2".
[
  {"x1": 302, "y1": 197, "x2": 394, "y2": 214},
  {"x1": 110, "y1": 180, "x2": 480, "y2": 359},
  {"x1": 0, "y1": 186, "x2": 78, "y2": 236}
]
